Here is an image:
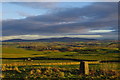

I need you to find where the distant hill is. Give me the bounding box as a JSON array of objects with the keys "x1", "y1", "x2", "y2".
[{"x1": 2, "y1": 37, "x2": 96, "y2": 42}]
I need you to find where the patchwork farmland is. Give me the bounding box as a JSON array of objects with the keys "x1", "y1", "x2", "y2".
[{"x1": 1, "y1": 40, "x2": 120, "y2": 79}]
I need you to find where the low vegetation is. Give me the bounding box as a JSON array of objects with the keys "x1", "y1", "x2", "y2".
[
  {"x1": 1, "y1": 40, "x2": 120, "y2": 79},
  {"x1": 1, "y1": 66, "x2": 120, "y2": 79}
]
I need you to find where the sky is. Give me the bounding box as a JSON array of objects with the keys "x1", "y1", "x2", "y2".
[{"x1": 1, "y1": 2, "x2": 118, "y2": 40}]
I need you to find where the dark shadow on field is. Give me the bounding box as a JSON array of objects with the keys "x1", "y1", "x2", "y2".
[
  {"x1": 1, "y1": 57, "x2": 97, "y2": 61},
  {"x1": 100, "y1": 60, "x2": 120, "y2": 63},
  {"x1": 1, "y1": 57, "x2": 120, "y2": 62}
]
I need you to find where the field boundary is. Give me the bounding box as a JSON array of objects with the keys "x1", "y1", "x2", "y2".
[{"x1": 1, "y1": 61, "x2": 100, "y2": 66}]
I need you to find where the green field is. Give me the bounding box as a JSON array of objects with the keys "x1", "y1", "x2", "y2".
[
  {"x1": 2, "y1": 41, "x2": 120, "y2": 63},
  {"x1": 2, "y1": 46, "x2": 119, "y2": 63},
  {"x1": 1, "y1": 41, "x2": 120, "y2": 79}
]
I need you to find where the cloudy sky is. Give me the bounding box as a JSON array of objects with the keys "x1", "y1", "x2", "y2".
[{"x1": 1, "y1": 2, "x2": 118, "y2": 40}]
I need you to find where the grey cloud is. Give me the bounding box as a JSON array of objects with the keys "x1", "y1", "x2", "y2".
[
  {"x1": 2, "y1": 2, "x2": 118, "y2": 39},
  {"x1": 11, "y1": 2, "x2": 57, "y2": 9},
  {"x1": 17, "y1": 11, "x2": 35, "y2": 17},
  {"x1": 54, "y1": 2, "x2": 117, "y2": 21}
]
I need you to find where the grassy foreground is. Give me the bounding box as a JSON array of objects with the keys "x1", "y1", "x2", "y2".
[
  {"x1": 1, "y1": 66, "x2": 120, "y2": 79},
  {"x1": 1, "y1": 41, "x2": 120, "y2": 79}
]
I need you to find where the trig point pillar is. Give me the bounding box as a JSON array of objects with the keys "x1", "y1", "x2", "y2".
[{"x1": 80, "y1": 61, "x2": 89, "y2": 75}]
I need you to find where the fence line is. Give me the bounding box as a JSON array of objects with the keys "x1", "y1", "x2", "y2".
[
  {"x1": 1, "y1": 61, "x2": 100, "y2": 66},
  {"x1": 1, "y1": 62, "x2": 79, "y2": 66}
]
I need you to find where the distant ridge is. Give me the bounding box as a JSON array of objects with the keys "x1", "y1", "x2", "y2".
[{"x1": 2, "y1": 37, "x2": 96, "y2": 42}]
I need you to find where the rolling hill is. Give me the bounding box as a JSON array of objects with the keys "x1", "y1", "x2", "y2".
[{"x1": 2, "y1": 37, "x2": 96, "y2": 42}]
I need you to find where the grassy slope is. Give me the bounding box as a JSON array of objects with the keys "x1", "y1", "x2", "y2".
[
  {"x1": 2, "y1": 47, "x2": 119, "y2": 61},
  {"x1": 2, "y1": 47, "x2": 119, "y2": 70},
  {"x1": 2, "y1": 47, "x2": 45, "y2": 58}
]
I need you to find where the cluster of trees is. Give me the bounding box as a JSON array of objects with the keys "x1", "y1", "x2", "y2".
[
  {"x1": 2, "y1": 41, "x2": 119, "y2": 53},
  {"x1": 16, "y1": 45, "x2": 120, "y2": 54}
]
